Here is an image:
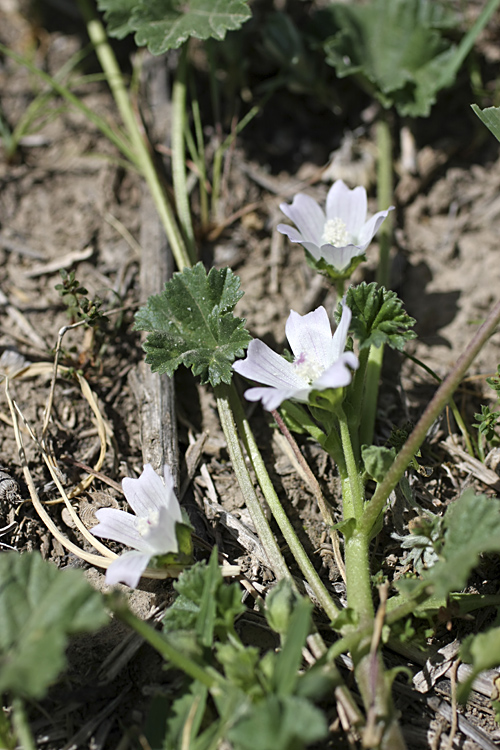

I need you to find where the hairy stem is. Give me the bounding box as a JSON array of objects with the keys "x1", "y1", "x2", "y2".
[
  {"x1": 272, "y1": 409, "x2": 346, "y2": 581},
  {"x1": 114, "y1": 604, "x2": 217, "y2": 687},
  {"x1": 361, "y1": 298, "x2": 500, "y2": 536},
  {"x1": 215, "y1": 384, "x2": 290, "y2": 579},
  {"x1": 375, "y1": 116, "x2": 394, "y2": 289},
  {"x1": 229, "y1": 386, "x2": 339, "y2": 620},
  {"x1": 337, "y1": 406, "x2": 364, "y2": 520}
]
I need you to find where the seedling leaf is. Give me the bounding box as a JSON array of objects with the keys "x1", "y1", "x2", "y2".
[{"x1": 135, "y1": 263, "x2": 252, "y2": 386}]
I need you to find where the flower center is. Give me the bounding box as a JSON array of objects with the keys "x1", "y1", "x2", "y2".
[
  {"x1": 292, "y1": 352, "x2": 323, "y2": 383},
  {"x1": 321, "y1": 217, "x2": 351, "y2": 247},
  {"x1": 137, "y1": 510, "x2": 160, "y2": 537}
]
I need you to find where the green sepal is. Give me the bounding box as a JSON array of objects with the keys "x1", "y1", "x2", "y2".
[
  {"x1": 152, "y1": 521, "x2": 194, "y2": 572},
  {"x1": 308, "y1": 387, "x2": 345, "y2": 413},
  {"x1": 304, "y1": 248, "x2": 366, "y2": 283}
]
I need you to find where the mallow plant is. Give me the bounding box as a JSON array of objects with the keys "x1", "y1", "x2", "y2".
[
  {"x1": 4, "y1": 2, "x2": 500, "y2": 748},
  {"x1": 131, "y1": 172, "x2": 500, "y2": 747}
]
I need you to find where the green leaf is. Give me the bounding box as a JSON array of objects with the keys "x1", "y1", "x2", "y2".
[
  {"x1": 361, "y1": 445, "x2": 397, "y2": 483},
  {"x1": 228, "y1": 694, "x2": 328, "y2": 750},
  {"x1": 265, "y1": 579, "x2": 301, "y2": 636},
  {"x1": 320, "y1": 0, "x2": 498, "y2": 117},
  {"x1": 459, "y1": 627, "x2": 500, "y2": 702},
  {"x1": 424, "y1": 490, "x2": 500, "y2": 599},
  {"x1": 162, "y1": 553, "x2": 245, "y2": 644},
  {"x1": 216, "y1": 641, "x2": 262, "y2": 694},
  {"x1": 0, "y1": 552, "x2": 108, "y2": 699},
  {"x1": 98, "y1": 0, "x2": 252, "y2": 52},
  {"x1": 145, "y1": 681, "x2": 211, "y2": 750},
  {"x1": 273, "y1": 597, "x2": 312, "y2": 697},
  {"x1": 339, "y1": 282, "x2": 416, "y2": 351},
  {"x1": 472, "y1": 103, "x2": 500, "y2": 143},
  {"x1": 97, "y1": 0, "x2": 137, "y2": 39},
  {"x1": 135, "y1": 263, "x2": 252, "y2": 386}
]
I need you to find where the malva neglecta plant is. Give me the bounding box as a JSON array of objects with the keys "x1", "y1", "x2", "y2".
[{"x1": 4, "y1": 1, "x2": 500, "y2": 749}]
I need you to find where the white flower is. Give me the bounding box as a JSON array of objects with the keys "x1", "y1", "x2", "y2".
[
  {"x1": 277, "y1": 179, "x2": 393, "y2": 272},
  {"x1": 92, "y1": 464, "x2": 183, "y2": 588},
  {"x1": 233, "y1": 301, "x2": 359, "y2": 411}
]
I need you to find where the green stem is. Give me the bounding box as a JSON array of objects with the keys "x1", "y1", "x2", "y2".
[
  {"x1": 189, "y1": 72, "x2": 209, "y2": 229},
  {"x1": 114, "y1": 603, "x2": 217, "y2": 688},
  {"x1": 11, "y1": 699, "x2": 35, "y2": 750},
  {"x1": 337, "y1": 406, "x2": 364, "y2": 520},
  {"x1": 229, "y1": 386, "x2": 340, "y2": 621},
  {"x1": 77, "y1": 0, "x2": 191, "y2": 271},
  {"x1": 375, "y1": 116, "x2": 393, "y2": 289},
  {"x1": 349, "y1": 346, "x2": 369, "y2": 429},
  {"x1": 214, "y1": 384, "x2": 290, "y2": 580},
  {"x1": 172, "y1": 45, "x2": 197, "y2": 263},
  {"x1": 361, "y1": 298, "x2": 500, "y2": 537},
  {"x1": 404, "y1": 352, "x2": 475, "y2": 457},
  {"x1": 359, "y1": 343, "x2": 384, "y2": 449}
]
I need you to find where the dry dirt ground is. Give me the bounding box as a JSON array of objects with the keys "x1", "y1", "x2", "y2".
[{"x1": 2, "y1": 1, "x2": 500, "y2": 749}]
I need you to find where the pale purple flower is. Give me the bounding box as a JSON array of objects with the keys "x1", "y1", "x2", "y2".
[
  {"x1": 277, "y1": 179, "x2": 393, "y2": 272},
  {"x1": 233, "y1": 301, "x2": 358, "y2": 411},
  {"x1": 92, "y1": 464, "x2": 183, "y2": 588}
]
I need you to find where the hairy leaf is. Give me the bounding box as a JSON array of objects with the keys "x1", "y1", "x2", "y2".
[
  {"x1": 0, "y1": 552, "x2": 108, "y2": 699},
  {"x1": 98, "y1": 0, "x2": 251, "y2": 52},
  {"x1": 319, "y1": 0, "x2": 491, "y2": 117},
  {"x1": 361, "y1": 445, "x2": 396, "y2": 483},
  {"x1": 472, "y1": 103, "x2": 500, "y2": 143},
  {"x1": 424, "y1": 490, "x2": 500, "y2": 599},
  {"x1": 339, "y1": 282, "x2": 416, "y2": 351},
  {"x1": 135, "y1": 263, "x2": 251, "y2": 386},
  {"x1": 459, "y1": 627, "x2": 500, "y2": 702},
  {"x1": 228, "y1": 694, "x2": 328, "y2": 750},
  {"x1": 162, "y1": 551, "x2": 245, "y2": 644},
  {"x1": 97, "y1": 0, "x2": 137, "y2": 38}
]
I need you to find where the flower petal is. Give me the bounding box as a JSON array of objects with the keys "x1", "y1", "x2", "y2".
[
  {"x1": 317, "y1": 243, "x2": 363, "y2": 271},
  {"x1": 243, "y1": 385, "x2": 310, "y2": 411},
  {"x1": 313, "y1": 352, "x2": 359, "y2": 390},
  {"x1": 162, "y1": 465, "x2": 183, "y2": 524},
  {"x1": 105, "y1": 550, "x2": 151, "y2": 588},
  {"x1": 92, "y1": 507, "x2": 150, "y2": 552},
  {"x1": 357, "y1": 207, "x2": 394, "y2": 248},
  {"x1": 285, "y1": 307, "x2": 332, "y2": 370},
  {"x1": 123, "y1": 463, "x2": 171, "y2": 518},
  {"x1": 141, "y1": 505, "x2": 179, "y2": 555},
  {"x1": 233, "y1": 339, "x2": 307, "y2": 390},
  {"x1": 330, "y1": 300, "x2": 352, "y2": 363},
  {"x1": 326, "y1": 181, "x2": 367, "y2": 235},
  {"x1": 279, "y1": 194, "x2": 325, "y2": 245}
]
